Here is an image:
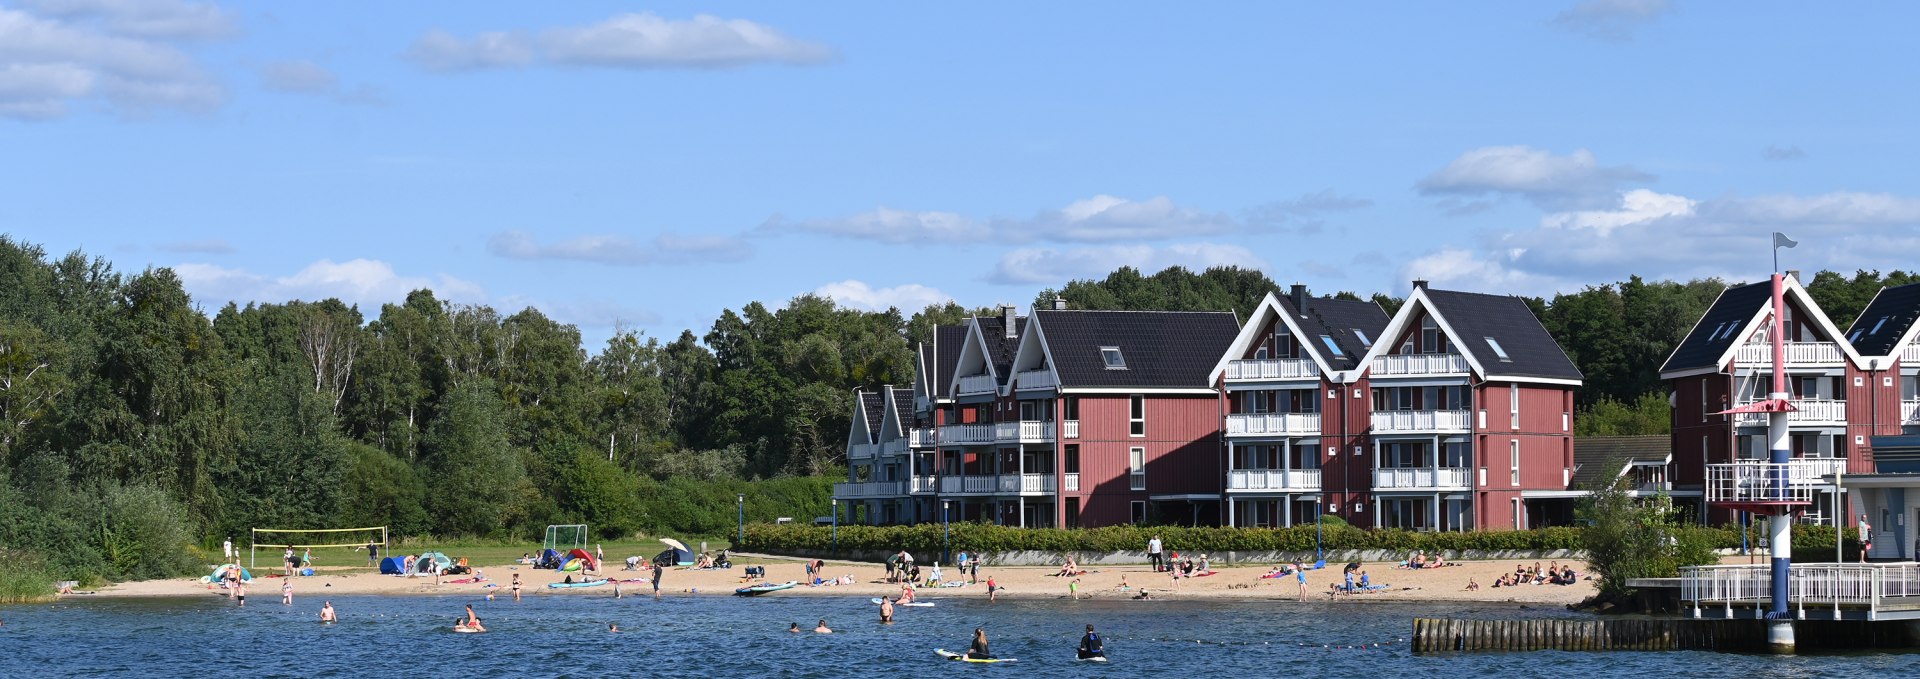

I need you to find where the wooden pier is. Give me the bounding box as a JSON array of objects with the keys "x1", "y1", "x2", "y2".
[{"x1": 1411, "y1": 617, "x2": 1918, "y2": 653}]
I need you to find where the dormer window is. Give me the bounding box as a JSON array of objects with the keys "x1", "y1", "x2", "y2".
[
  {"x1": 1100, "y1": 346, "x2": 1127, "y2": 370},
  {"x1": 1484, "y1": 337, "x2": 1512, "y2": 362},
  {"x1": 1319, "y1": 335, "x2": 1345, "y2": 358},
  {"x1": 1352, "y1": 329, "x2": 1373, "y2": 349}
]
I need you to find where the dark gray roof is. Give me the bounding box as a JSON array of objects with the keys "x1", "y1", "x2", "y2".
[
  {"x1": 1845, "y1": 283, "x2": 1920, "y2": 357},
  {"x1": 1425, "y1": 289, "x2": 1582, "y2": 381},
  {"x1": 859, "y1": 391, "x2": 884, "y2": 441},
  {"x1": 1036, "y1": 309, "x2": 1240, "y2": 388},
  {"x1": 920, "y1": 325, "x2": 967, "y2": 398},
  {"x1": 1660, "y1": 281, "x2": 1769, "y2": 373},
  {"x1": 1571, "y1": 436, "x2": 1669, "y2": 490},
  {"x1": 974, "y1": 316, "x2": 1026, "y2": 387},
  {"x1": 1286, "y1": 296, "x2": 1390, "y2": 371},
  {"x1": 887, "y1": 387, "x2": 914, "y2": 434}
]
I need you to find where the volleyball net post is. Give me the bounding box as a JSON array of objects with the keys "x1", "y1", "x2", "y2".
[{"x1": 248, "y1": 526, "x2": 389, "y2": 571}]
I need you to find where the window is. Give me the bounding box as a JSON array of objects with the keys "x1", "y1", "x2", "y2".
[
  {"x1": 1100, "y1": 346, "x2": 1126, "y2": 370},
  {"x1": 1129, "y1": 395, "x2": 1145, "y2": 436},
  {"x1": 1700, "y1": 380, "x2": 1708, "y2": 423},
  {"x1": 1065, "y1": 497, "x2": 1081, "y2": 529},
  {"x1": 1064, "y1": 444, "x2": 1080, "y2": 474},
  {"x1": 1063, "y1": 397, "x2": 1080, "y2": 421},
  {"x1": 1130, "y1": 500, "x2": 1147, "y2": 524},
  {"x1": 1484, "y1": 337, "x2": 1511, "y2": 362},
  {"x1": 1319, "y1": 335, "x2": 1345, "y2": 358},
  {"x1": 1421, "y1": 317, "x2": 1446, "y2": 353},
  {"x1": 1510, "y1": 384, "x2": 1520, "y2": 429},
  {"x1": 1872, "y1": 316, "x2": 1890, "y2": 335},
  {"x1": 1509, "y1": 440, "x2": 1521, "y2": 486},
  {"x1": 1273, "y1": 326, "x2": 1293, "y2": 358},
  {"x1": 1129, "y1": 447, "x2": 1146, "y2": 491},
  {"x1": 1353, "y1": 329, "x2": 1373, "y2": 348}
]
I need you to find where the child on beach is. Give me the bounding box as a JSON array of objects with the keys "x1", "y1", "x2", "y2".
[
  {"x1": 986, "y1": 575, "x2": 998, "y2": 601},
  {"x1": 282, "y1": 578, "x2": 292, "y2": 605},
  {"x1": 1069, "y1": 579, "x2": 1080, "y2": 600}
]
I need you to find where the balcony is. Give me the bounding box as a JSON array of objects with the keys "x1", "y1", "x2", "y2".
[
  {"x1": 999, "y1": 473, "x2": 1056, "y2": 494},
  {"x1": 956, "y1": 374, "x2": 997, "y2": 397},
  {"x1": 995, "y1": 420, "x2": 1055, "y2": 444},
  {"x1": 1905, "y1": 399, "x2": 1920, "y2": 424},
  {"x1": 833, "y1": 480, "x2": 903, "y2": 499},
  {"x1": 1227, "y1": 468, "x2": 1322, "y2": 491},
  {"x1": 1064, "y1": 473, "x2": 1080, "y2": 492},
  {"x1": 908, "y1": 475, "x2": 938, "y2": 494},
  {"x1": 1734, "y1": 341, "x2": 1844, "y2": 367},
  {"x1": 1372, "y1": 466, "x2": 1471, "y2": 489},
  {"x1": 1370, "y1": 409, "x2": 1472, "y2": 433},
  {"x1": 1705, "y1": 460, "x2": 1832, "y2": 505},
  {"x1": 938, "y1": 423, "x2": 994, "y2": 445},
  {"x1": 1731, "y1": 399, "x2": 1847, "y2": 427},
  {"x1": 847, "y1": 442, "x2": 880, "y2": 461},
  {"x1": 880, "y1": 439, "x2": 908, "y2": 456},
  {"x1": 1224, "y1": 358, "x2": 1318, "y2": 382},
  {"x1": 1370, "y1": 353, "x2": 1471, "y2": 378},
  {"x1": 937, "y1": 474, "x2": 1056, "y2": 495},
  {"x1": 1226, "y1": 412, "x2": 1322, "y2": 437},
  {"x1": 1063, "y1": 420, "x2": 1080, "y2": 438},
  {"x1": 1015, "y1": 369, "x2": 1057, "y2": 391},
  {"x1": 908, "y1": 427, "x2": 937, "y2": 447},
  {"x1": 1904, "y1": 343, "x2": 1920, "y2": 365}
]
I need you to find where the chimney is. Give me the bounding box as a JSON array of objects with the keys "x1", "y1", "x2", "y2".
[
  {"x1": 1786, "y1": 270, "x2": 1800, "y2": 282},
  {"x1": 1001, "y1": 304, "x2": 1017, "y2": 338},
  {"x1": 1052, "y1": 296, "x2": 1069, "y2": 311},
  {"x1": 1290, "y1": 283, "x2": 1307, "y2": 312},
  {"x1": 1412, "y1": 279, "x2": 1429, "y2": 291}
]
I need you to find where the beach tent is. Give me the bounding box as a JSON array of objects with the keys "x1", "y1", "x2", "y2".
[
  {"x1": 379, "y1": 556, "x2": 408, "y2": 575},
  {"x1": 204, "y1": 564, "x2": 252, "y2": 583},
  {"x1": 414, "y1": 552, "x2": 452, "y2": 574},
  {"x1": 566, "y1": 548, "x2": 599, "y2": 571},
  {"x1": 536, "y1": 549, "x2": 562, "y2": 569}
]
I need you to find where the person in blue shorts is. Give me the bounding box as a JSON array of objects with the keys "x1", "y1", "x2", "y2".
[{"x1": 1296, "y1": 567, "x2": 1308, "y2": 601}]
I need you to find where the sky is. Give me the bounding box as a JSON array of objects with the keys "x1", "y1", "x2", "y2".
[{"x1": 5, "y1": 0, "x2": 1920, "y2": 348}]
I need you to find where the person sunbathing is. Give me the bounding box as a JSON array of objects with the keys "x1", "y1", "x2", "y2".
[
  {"x1": 1429, "y1": 553, "x2": 1447, "y2": 567},
  {"x1": 1464, "y1": 578, "x2": 1479, "y2": 591},
  {"x1": 1055, "y1": 556, "x2": 1079, "y2": 577},
  {"x1": 1411, "y1": 552, "x2": 1427, "y2": 569}
]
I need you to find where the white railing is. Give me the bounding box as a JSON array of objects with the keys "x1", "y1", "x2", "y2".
[
  {"x1": 1227, "y1": 468, "x2": 1322, "y2": 490},
  {"x1": 1370, "y1": 409, "x2": 1472, "y2": 433},
  {"x1": 909, "y1": 428, "x2": 937, "y2": 447},
  {"x1": 998, "y1": 473, "x2": 1055, "y2": 494},
  {"x1": 1372, "y1": 466, "x2": 1471, "y2": 489},
  {"x1": 956, "y1": 374, "x2": 997, "y2": 396},
  {"x1": 1370, "y1": 353, "x2": 1471, "y2": 377},
  {"x1": 1731, "y1": 399, "x2": 1847, "y2": 426},
  {"x1": 1904, "y1": 343, "x2": 1920, "y2": 365},
  {"x1": 1735, "y1": 341, "x2": 1844, "y2": 366},
  {"x1": 938, "y1": 423, "x2": 994, "y2": 445},
  {"x1": 1225, "y1": 358, "x2": 1319, "y2": 381},
  {"x1": 1014, "y1": 369, "x2": 1057, "y2": 391},
  {"x1": 1064, "y1": 473, "x2": 1080, "y2": 492},
  {"x1": 1704, "y1": 461, "x2": 1828, "y2": 504},
  {"x1": 833, "y1": 481, "x2": 903, "y2": 499},
  {"x1": 1063, "y1": 420, "x2": 1080, "y2": 438},
  {"x1": 909, "y1": 476, "x2": 937, "y2": 494},
  {"x1": 847, "y1": 442, "x2": 880, "y2": 460},
  {"x1": 1679, "y1": 563, "x2": 1920, "y2": 610},
  {"x1": 995, "y1": 420, "x2": 1055, "y2": 443},
  {"x1": 1226, "y1": 412, "x2": 1322, "y2": 436},
  {"x1": 1905, "y1": 399, "x2": 1920, "y2": 424}
]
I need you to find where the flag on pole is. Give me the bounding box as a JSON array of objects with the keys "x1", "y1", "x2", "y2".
[{"x1": 1773, "y1": 232, "x2": 1798, "y2": 249}]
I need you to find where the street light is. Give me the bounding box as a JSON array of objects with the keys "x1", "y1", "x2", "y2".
[
  {"x1": 1315, "y1": 498, "x2": 1324, "y2": 564},
  {"x1": 942, "y1": 500, "x2": 952, "y2": 566},
  {"x1": 831, "y1": 497, "x2": 839, "y2": 554},
  {"x1": 736, "y1": 493, "x2": 745, "y2": 546}
]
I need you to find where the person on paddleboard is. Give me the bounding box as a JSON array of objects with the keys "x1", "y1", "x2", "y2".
[
  {"x1": 1078, "y1": 624, "x2": 1106, "y2": 660},
  {"x1": 967, "y1": 627, "x2": 992, "y2": 660}
]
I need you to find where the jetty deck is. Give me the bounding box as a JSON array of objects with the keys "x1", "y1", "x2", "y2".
[{"x1": 1679, "y1": 562, "x2": 1920, "y2": 621}]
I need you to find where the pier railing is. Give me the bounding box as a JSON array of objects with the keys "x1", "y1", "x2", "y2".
[{"x1": 1679, "y1": 563, "x2": 1920, "y2": 615}]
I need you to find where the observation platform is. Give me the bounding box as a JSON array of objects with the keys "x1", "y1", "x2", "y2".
[{"x1": 1679, "y1": 563, "x2": 1920, "y2": 621}]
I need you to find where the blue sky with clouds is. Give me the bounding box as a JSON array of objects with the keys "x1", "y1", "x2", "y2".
[{"x1": 5, "y1": 0, "x2": 1920, "y2": 346}]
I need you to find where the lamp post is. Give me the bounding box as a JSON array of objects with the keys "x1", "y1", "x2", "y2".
[
  {"x1": 942, "y1": 500, "x2": 952, "y2": 566},
  {"x1": 1315, "y1": 498, "x2": 1324, "y2": 564},
  {"x1": 831, "y1": 498, "x2": 839, "y2": 554},
  {"x1": 736, "y1": 493, "x2": 745, "y2": 547}
]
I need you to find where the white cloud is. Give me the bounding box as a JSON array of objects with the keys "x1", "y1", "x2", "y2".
[
  {"x1": 1245, "y1": 190, "x2": 1373, "y2": 233},
  {"x1": 989, "y1": 243, "x2": 1268, "y2": 285},
  {"x1": 408, "y1": 12, "x2": 830, "y2": 72},
  {"x1": 1553, "y1": 0, "x2": 1671, "y2": 42},
  {"x1": 1763, "y1": 144, "x2": 1807, "y2": 162},
  {"x1": 0, "y1": 6, "x2": 222, "y2": 119},
  {"x1": 813, "y1": 280, "x2": 952, "y2": 312},
  {"x1": 1538, "y1": 188, "x2": 1694, "y2": 236},
  {"x1": 18, "y1": 0, "x2": 236, "y2": 40},
  {"x1": 259, "y1": 60, "x2": 336, "y2": 94},
  {"x1": 174, "y1": 258, "x2": 483, "y2": 310},
  {"x1": 487, "y1": 230, "x2": 752, "y2": 266},
  {"x1": 774, "y1": 206, "x2": 983, "y2": 244},
  {"x1": 1418, "y1": 145, "x2": 1652, "y2": 210},
  {"x1": 780, "y1": 194, "x2": 1262, "y2": 245}
]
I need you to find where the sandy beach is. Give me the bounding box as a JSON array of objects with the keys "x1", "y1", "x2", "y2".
[{"x1": 92, "y1": 553, "x2": 1600, "y2": 606}]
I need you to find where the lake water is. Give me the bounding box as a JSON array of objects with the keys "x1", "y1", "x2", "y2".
[{"x1": 0, "y1": 592, "x2": 1909, "y2": 677}]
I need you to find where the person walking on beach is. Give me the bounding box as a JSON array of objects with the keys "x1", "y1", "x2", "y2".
[
  {"x1": 283, "y1": 547, "x2": 298, "y2": 577},
  {"x1": 651, "y1": 562, "x2": 664, "y2": 597},
  {"x1": 1296, "y1": 567, "x2": 1308, "y2": 601},
  {"x1": 367, "y1": 540, "x2": 379, "y2": 566},
  {"x1": 986, "y1": 575, "x2": 999, "y2": 602},
  {"x1": 1069, "y1": 578, "x2": 1080, "y2": 600},
  {"x1": 223, "y1": 537, "x2": 233, "y2": 561},
  {"x1": 1147, "y1": 535, "x2": 1164, "y2": 573},
  {"x1": 1860, "y1": 514, "x2": 1873, "y2": 562}
]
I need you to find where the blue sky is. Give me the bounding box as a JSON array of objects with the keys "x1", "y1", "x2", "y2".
[{"x1": 5, "y1": 0, "x2": 1920, "y2": 347}]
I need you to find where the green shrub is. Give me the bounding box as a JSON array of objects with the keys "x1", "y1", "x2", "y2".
[
  {"x1": 0, "y1": 550, "x2": 55, "y2": 603},
  {"x1": 740, "y1": 522, "x2": 1609, "y2": 559}
]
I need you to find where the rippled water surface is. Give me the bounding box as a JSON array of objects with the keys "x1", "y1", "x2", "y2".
[{"x1": 1, "y1": 592, "x2": 1910, "y2": 677}]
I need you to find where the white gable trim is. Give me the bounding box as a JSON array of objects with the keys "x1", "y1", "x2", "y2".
[
  {"x1": 1006, "y1": 311, "x2": 1062, "y2": 395},
  {"x1": 846, "y1": 389, "x2": 875, "y2": 447},
  {"x1": 946, "y1": 317, "x2": 999, "y2": 396},
  {"x1": 879, "y1": 389, "x2": 906, "y2": 441},
  {"x1": 1206, "y1": 292, "x2": 1337, "y2": 384},
  {"x1": 1354, "y1": 287, "x2": 1490, "y2": 380},
  {"x1": 1705, "y1": 276, "x2": 1869, "y2": 371}
]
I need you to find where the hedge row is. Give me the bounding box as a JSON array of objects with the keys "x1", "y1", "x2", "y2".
[{"x1": 741, "y1": 522, "x2": 1859, "y2": 561}]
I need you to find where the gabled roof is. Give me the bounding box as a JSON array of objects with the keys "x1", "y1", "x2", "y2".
[
  {"x1": 1845, "y1": 282, "x2": 1920, "y2": 359},
  {"x1": 1658, "y1": 275, "x2": 1867, "y2": 376},
  {"x1": 1209, "y1": 291, "x2": 1390, "y2": 382},
  {"x1": 973, "y1": 315, "x2": 1026, "y2": 388},
  {"x1": 916, "y1": 325, "x2": 967, "y2": 400},
  {"x1": 881, "y1": 387, "x2": 915, "y2": 437},
  {"x1": 847, "y1": 389, "x2": 882, "y2": 446},
  {"x1": 1033, "y1": 309, "x2": 1240, "y2": 389},
  {"x1": 1570, "y1": 435, "x2": 1670, "y2": 490},
  {"x1": 1359, "y1": 286, "x2": 1582, "y2": 384}
]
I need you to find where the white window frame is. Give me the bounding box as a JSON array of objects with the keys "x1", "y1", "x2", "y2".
[
  {"x1": 1509, "y1": 439, "x2": 1521, "y2": 486},
  {"x1": 1510, "y1": 383, "x2": 1520, "y2": 429},
  {"x1": 1129, "y1": 395, "x2": 1145, "y2": 437},
  {"x1": 1700, "y1": 379, "x2": 1709, "y2": 423},
  {"x1": 1101, "y1": 346, "x2": 1127, "y2": 370},
  {"x1": 1484, "y1": 336, "x2": 1511, "y2": 362},
  {"x1": 1130, "y1": 500, "x2": 1147, "y2": 524},
  {"x1": 1129, "y1": 447, "x2": 1146, "y2": 491}
]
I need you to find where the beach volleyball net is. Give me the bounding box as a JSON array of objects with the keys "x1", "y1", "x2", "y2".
[{"x1": 249, "y1": 526, "x2": 388, "y2": 570}]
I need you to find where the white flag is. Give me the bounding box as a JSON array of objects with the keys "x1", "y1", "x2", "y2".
[{"x1": 1773, "y1": 232, "x2": 1798, "y2": 249}]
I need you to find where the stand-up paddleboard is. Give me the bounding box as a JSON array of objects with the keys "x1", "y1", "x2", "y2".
[
  {"x1": 1077, "y1": 655, "x2": 1109, "y2": 663},
  {"x1": 873, "y1": 597, "x2": 934, "y2": 607},
  {"x1": 453, "y1": 626, "x2": 484, "y2": 633},
  {"x1": 734, "y1": 581, "x2": 798, "y2": 596},
  {"x1": 547, "y1": 579, "x2": 608, "y2": 589},
  {"x1": 936, "y1": 649, "x2": 1014, "y2": 663}
]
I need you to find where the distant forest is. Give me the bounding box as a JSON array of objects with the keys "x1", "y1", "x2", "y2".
[{"x1": 0, "y1": 234, "x2": 1911, "y2": 579}]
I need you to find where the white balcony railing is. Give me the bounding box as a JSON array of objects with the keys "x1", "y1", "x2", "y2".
[
  {"x1": 1731, "y1": 399, "x2": 1847, "y2": 426},
  {"x1": 1063, "y1": 420, "x2": 1080, "y2": 438},
  {"x1": 1227, "y1": 468, "x2": 1322, "y2": 491},
  {"x1": 833, "y1": 480, "x2": 903, "y2": 499},
  {"x1": 1370, "y1": 353, "x2": 1471, "y2": 377},
  {"x1": 1734, "y1": 341, "x2": 1844, "y2": 367},
  {"x1": 1680, "y1": 563, "x2": 1920, "y2": 611},
  {"x1": 1063, "y1": 473, "x2": 1080, "y2": 492},
  {"x1": 994, "y1": 420, "x2": 1055, "y2": 443},
  {"x1": 1904, "y1": 343, "x2": 1920, "y2": 366},
  {"x1": 1904, "y1": 399, "x2": 1920, "y2": 424},
  {"x1": 1372, "y1": 466, "x2": 1471, "y2": 489},
  {"x1": 956, "y1": 374, "x2": 997, "y2": 396},
  {"x1": 938, "y1": 423, "x2": 995, "y2": 445},
  {"x1": 997, "y1": 473, "x2": 1055, "y2": 494},
  {"x1": 1704, "y1": 461, "x2": 1831, "y2": 504},
  {"x1": 847, "y1": 442, "x2": 880, "y2": 461},
  {"x1": 1225, "y1": 358, "x2": 1319, "y2": 381},
  {"x1": 909, "y1": 475, "x2": 937, "y2": 494},
  {"x1": 1226, "y1": 412, "x2": 1322, "y2": 436},
  {"x1": 936, "y1": 474, "x2": 1055, "y2": 495},
  {"x1": 908, "y1": 427, "x2": 937, "y2": 447},
  {"x1": 1370, "y1": 409, "x2": 1472, "y2": 433},
  {"x1": 1015, "y1": 369, "x2": 1058, "y2": 391}
]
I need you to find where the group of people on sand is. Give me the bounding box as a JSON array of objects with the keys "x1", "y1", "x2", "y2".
[
  {"x1": 1396, "y1": 551, "x2": 1451, "y2": 569},
  {"x1": 1491, "y1": 561, "x2": 1578, "y2": 587}
]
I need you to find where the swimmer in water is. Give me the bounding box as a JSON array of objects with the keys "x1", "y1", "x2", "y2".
[
  {"x1": 609, "y1": 623, "x2": 619, "y2": 633},
  {"x1": 788, "y1": 622, "x2": 801, "y2": 633},
  {"x1": 814, "y1": 619, "x2": 832, "y2": 634},
  {"x1": 320, "y1": 601, "x2": 337, "y2": 623}
]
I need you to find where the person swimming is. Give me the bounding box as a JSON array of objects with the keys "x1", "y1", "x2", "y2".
[
  {"x1": 463, "y1": 604, "x2": 485, "y2": 632},
  {"x1": 966, "y1": 627, "x2": 992, "y2": 660},
  {"x1": 1078, "y1": 624, "x2": 1106, "y2": 659},
  {"x1": 788, "y1": 622, "x2": 801, "y2": 633},
  {"x1": 609, "y1": 623, "x2": 619, "y2": 633},
  {"x1": 319, "y1": 601, "x2": 337, "y2": 623},
  {"x1": 814, "y1": 619, "x2": 833, "y2": 634},
  {"x1": 879, "y1": 597, "x2": 894, "y2": 623}
]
